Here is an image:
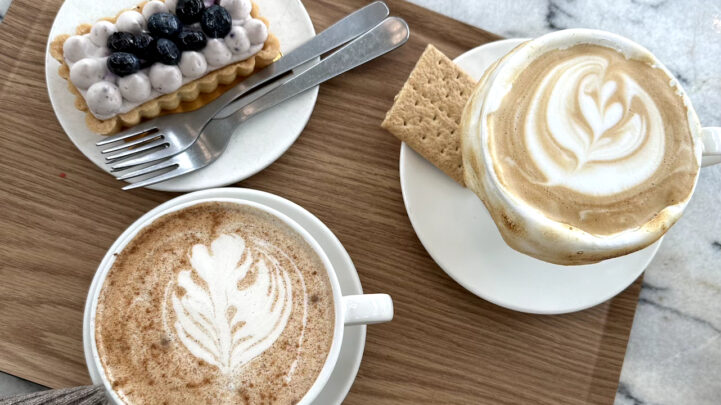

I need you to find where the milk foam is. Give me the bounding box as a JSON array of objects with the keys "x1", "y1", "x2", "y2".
[
  {"x1": 95, "y1": 202, "x2": 335, "y2": 404},
  {"x1": 168, "y1": 233, "x2": 305, "y2": 376},
  {"x1": 481, "y1": 44, "x2": 697, "y2": 237},
  {"x1": 525, "y1": 55, "x2": 665, "y2": 195},
  {"x1": 460, "y1": 31, "x2": 700, "y2": 264}
]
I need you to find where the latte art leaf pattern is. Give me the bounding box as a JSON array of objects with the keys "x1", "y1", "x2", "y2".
[
  {"x1": 477, "y1": 44, "x2": 699, "y2": 236},
  {"x1": 96, "y1": 203, "x2": 334, "y2": 404},
  {"x1": 525, "y1": 55, "x2": 665, "y2": 195},
  {"x1": 171, "y1": 234, "x2": 293, "y2": 375}
]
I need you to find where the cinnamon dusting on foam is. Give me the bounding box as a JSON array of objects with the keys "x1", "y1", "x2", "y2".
[{"x1": 95, "y1": 202, "x2": 334, "y2": 404}]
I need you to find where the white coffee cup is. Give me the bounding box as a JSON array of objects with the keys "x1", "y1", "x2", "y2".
[
  {"x1": 461, "y1": 28, "x2": 721, "y2": 265},
  {"x1": 83, "y1": 194, "x2": 393, "y2": 405}
]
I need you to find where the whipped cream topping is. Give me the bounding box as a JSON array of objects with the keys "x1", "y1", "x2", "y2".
[
  {"x1": 141, "y1": 0, "x2": 169, "y2": 20},
  {"x1": 178, "y1": 51, "x2": 208, "y2": 78},
  {"x1": 116, "y1": 10, "x2": 146, "y2": 35},
  {"x1": 89, "y1": 21, "x2": 117, "y2": 47},
  {"x1": 62, "y1": 0, "x2": 268, "y2": 120},
  {"x1": 118, "y1": 72, "x2": 152, "y2": 102},
  {"x1": 167, "y1": 233, "x2": 305, "y2": 376}
]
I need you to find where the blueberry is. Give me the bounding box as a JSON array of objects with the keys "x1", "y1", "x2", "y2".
[
  {"x1": 201, "y1": 5, "x2": 231, "y2": 38},
  {"x1": 134, "y1": 32, "x2": 156, "y2": 60},
  {"x1": 176, "y1": 28, "x2": 207, "y2": 51},
  {"x1": 107, "y1": 52, "x2": 140, "y2": 77},
  {"x1": 176, "y1": 0, "x2": 205, "y2": 24},
  {"x1": 147, "y1": 12, "x2": 183, "y2": 39},
  {"x1": 107, "y1": 32, "x2": 136, "y2": 53},
  {"x1": 154, "y1": 38, "x2": 181, "y2": 65}
]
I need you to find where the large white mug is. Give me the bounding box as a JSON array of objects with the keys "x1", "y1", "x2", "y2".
[
  {"x1": 461, "y1": 28, "x2": 721, "y2": 265},
  {"x1": 83, "y1": 194, "x2": 393, "y2": 404}
]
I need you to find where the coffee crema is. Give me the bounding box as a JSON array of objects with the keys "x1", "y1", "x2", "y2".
[
  {"x1": 95, "y1": 202, "x2": 335, "y2": 404},
  {"x1": 486, "y1": 44, "x2": 698, "y2": 235}
]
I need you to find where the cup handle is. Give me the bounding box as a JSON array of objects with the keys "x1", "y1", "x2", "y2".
[
  {"x1": 341, "y1": 294, "x2": 393, "y2": 326},
  {"x1": 702, "y1": 127, "x2": 721, "y2": 167}
]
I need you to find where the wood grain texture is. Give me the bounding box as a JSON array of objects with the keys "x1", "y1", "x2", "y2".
[{"x1": 0, "y1": 0, "x2": 641, "y2": 403}]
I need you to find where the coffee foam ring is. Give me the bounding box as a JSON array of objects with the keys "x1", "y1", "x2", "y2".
[
  {"x1": 485, "y1": 189, "x2": 681, "y2": 265},
  {"x1": 381, "y1": 44, "x2": 475, "y2": 185},
  {"x1": 49, "y1": 0, "x2": 280, "y2": 135}
]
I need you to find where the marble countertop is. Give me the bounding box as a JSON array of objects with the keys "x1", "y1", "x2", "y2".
[
  {"x1": 0, "y1": 0, "x2": 9, "y2": 21},
  {"x1": 0, "y1": 0, "x2": 719, "y2": 403}
]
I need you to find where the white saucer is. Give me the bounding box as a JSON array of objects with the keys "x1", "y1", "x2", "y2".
[
  {"x1": 399, "y1": 38, "x2": 662, "y2": 315},
  {"x1": 46, "y1": 0, "x2": 318, "y2": 192},
  {"x1": 83, "y1": 188, "x2": 365, "y2": 404}
]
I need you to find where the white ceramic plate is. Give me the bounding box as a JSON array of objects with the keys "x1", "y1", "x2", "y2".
[
  {"x1": 399, "y1": 39, "x2": 662, "y2": 315},
  {"x1": 83, "y1": 187, "x2": 366, "y2": 404},
  {"x1": 46, "y1": 0, "x2": 318, "y2": 192}
]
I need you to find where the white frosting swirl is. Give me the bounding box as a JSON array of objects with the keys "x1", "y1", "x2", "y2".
[
  {"x1": 179, "y1": 51, "x2": 208, "y2": 79},
  {"x1": 70, "y1": 58, "x2": 108, "y2": 90},
  {"x1": 203, "y1": 38, "x2": 233, "y2": 67},
  {"x1": 164, "y1": 0, "x2": 177, "y2": 13},
  {"x1": 115, "y1": 11, "x2": 146, "y2": 35},
  {"x1": 118, "y1": 73, "x2": 152, "y2": 102},
  {"x1": 86, "y1": 81, "x2": 122, "y2": 116},
  {"x1": 220, "y1": 0, "x2": 252, "y2": 21},
  {"x1": 243, "y1": 18, "x2": 268, "y2": 45},
  {"x1": 63, "y1": 35, "x2": 107, "y2": 63},
  {"x1": 524, "y1": 55, "x2": 665, "y2": 196},
  {"x1": 89, "y1": 21, "x2": 117, "y2": 47},
  {"x1": 226, "y1": 26, "x2": 251, "y2": 54},
  {"x1": 141, "y1": 0, "x2": 169, "y2": 20},
  {"x1": 149, "y1": 63, "x2": 183, "y2": 93}
]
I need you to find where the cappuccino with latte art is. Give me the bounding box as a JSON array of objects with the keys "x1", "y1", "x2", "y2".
[
  {"x1": 462, "y1": 30, "x2": 703, "y2": 264},
  {"x1": 489, "y1": 44, "x2": 697, "y2": 235},
  {"x1": 94, "y1": 202, "x2": 335, "y2": 404}
]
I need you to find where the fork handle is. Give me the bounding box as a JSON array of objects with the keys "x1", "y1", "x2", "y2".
[
  {"x1": 204, "y1": 1, "x2": 389, "y2": 114},
  {"x1": 220, "y1": 17, "x2": 409, "y2": 125}
]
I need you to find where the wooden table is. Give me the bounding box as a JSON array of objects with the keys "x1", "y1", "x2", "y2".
[{"x1": 0, "y1": 0, "x2": 642, "y2": 403}]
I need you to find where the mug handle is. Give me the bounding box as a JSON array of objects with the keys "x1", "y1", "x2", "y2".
[
  {"x1": 702, "y1": 127, "x2": 721, "y2": 167},
  {"x1": 341, "y1": 294, "x2": 394, "y2": 326}
]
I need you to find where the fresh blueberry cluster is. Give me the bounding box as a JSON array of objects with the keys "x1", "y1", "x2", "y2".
[{"x1": 106, "y1": 0, "x2": 231, "y2": 77}]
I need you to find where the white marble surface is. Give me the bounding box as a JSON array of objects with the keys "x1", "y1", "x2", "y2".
[
  {"x1": 0, "y1": 0, "x2": 9, "y2": 22},
  {"x1": 406, "y1": 1, "x2": 721, "y2": 404},
  {"x1": 0, "y1": 0, "x2": 719, "y2": 403}
]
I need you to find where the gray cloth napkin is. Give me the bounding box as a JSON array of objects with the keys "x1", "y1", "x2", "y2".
[{"x1": 0, "y1": 385, "x2": 106, "y2": 405}]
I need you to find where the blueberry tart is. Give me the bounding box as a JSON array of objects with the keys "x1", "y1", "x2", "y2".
[{"x1": 50, "y1": 0, "x2": 280, "y2": 134}]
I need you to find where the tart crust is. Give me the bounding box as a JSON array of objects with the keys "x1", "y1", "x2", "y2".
[{"x1": 49, "y1": 0, "x2": 280, "y2": 135}]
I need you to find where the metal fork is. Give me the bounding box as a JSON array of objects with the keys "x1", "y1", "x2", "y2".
[
  {"x1": 96, "y1": 1, "x2": 390, "y2": 167},
  {"x1": 117, "y1": 17, "x2": 410, "y2": 190}
]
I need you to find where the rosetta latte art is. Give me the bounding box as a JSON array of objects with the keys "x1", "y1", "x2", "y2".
[
  {"x1": 482, "y1": 44, "x2": 698, "y2": 235},
  {"x1": 526, "y1": 55, "x2": 665, "y2": 195},
  {"x1": 95, "y1": 202, "x2": 334, "y2": 404},
  {"x1": 168, "y1": 233, "x2": 306, "y2": 376}
]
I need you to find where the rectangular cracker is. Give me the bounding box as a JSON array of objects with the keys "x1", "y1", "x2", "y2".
[{"x1": 381, "y1": 44, "x2": 476, "y2": 185}]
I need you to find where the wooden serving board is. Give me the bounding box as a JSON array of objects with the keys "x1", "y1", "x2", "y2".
[{"x1": 0, "y1": 0, "x2": 642, "y2": 403}]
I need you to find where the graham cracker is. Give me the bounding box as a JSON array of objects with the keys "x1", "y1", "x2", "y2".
[{"x1": 381, "y1": 44, "x2": 475, "y2": 185}]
